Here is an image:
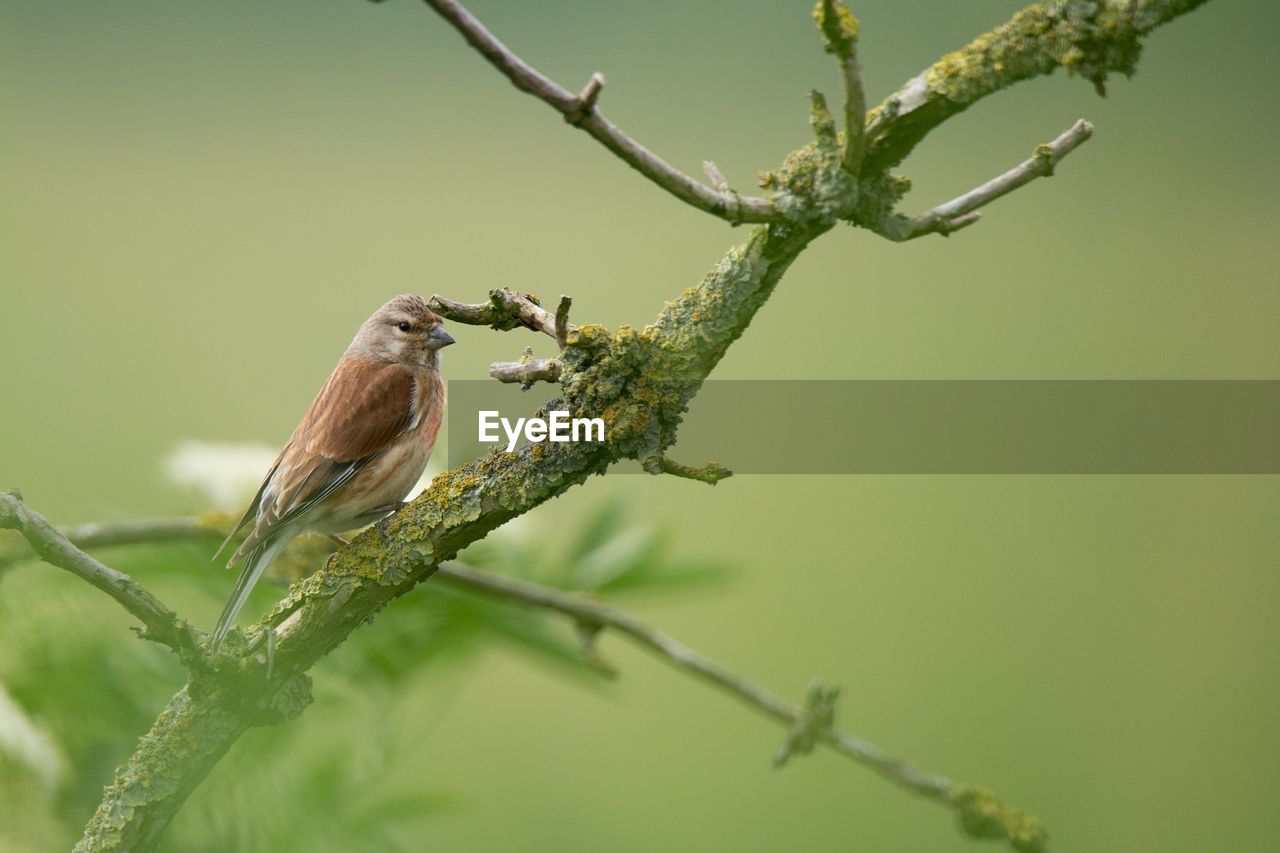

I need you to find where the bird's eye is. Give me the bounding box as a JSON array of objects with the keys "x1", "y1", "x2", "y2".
[{"x1": 398, "y1": 322, "x2": 412, "y2": 332}]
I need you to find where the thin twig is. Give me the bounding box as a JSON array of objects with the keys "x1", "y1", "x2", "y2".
[
  {"x1": 702, "y1": 160, "x2": 730, "y2": 193},
  {"x1": 489, "y1": 348, "x2": 563, "y2": 388},
  {"x1": 429, "y1": 288, "x2": 564, "y2": 339},
  {"x1": 814, "y1": 0, "x2": 868, "y2": 174},
  {"x1": 906, "y1": 119, "x2": 1095, "y2": 239},
  {"x1": 572, "y1": 72, "x2": 605, "y2": 122},
  {"x1": 643, "y1": 454, "x2": 733, "y2": 485},
  {"x1": 431, "y1": 289, "x2": 572, "y2": 383},
  {"x1": 554, "y1": 296, "x2": 572, "y2": 350},
  {"x1": 440, "y1": 562, "x2": 945, "y2": 797},
  {"x1": 0, "y1": 492, "x2": 203, "y2": 660},
  {"x1": 438, "y1": 562, "x2": 1049, "y2": 849},
  {"x1": 414, "y1": 0, "x2": 778, "y2": 224},
  {"x1": 0, "y1": 516, "x2": 216, "y2": 572}
]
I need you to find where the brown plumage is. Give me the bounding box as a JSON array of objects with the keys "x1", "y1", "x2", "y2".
[{"x1": 211, "y1": 294, "x2": 453, "y2": 650}]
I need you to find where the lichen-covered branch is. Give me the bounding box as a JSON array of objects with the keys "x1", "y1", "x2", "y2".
[
  {"x1": 861, "y1": 0, "x2": 1209, "y2": 176},
  {"x1": 0, "y1": 490, "x2": 203, "y2": 662},
  {"x1": 429, "y1": 287, "x2": 566, "y2": 339},
  {"x1": 75, "y1": 216, "x2": 825, "y2": 852},
  {"x1": 74, "y1": 687, "x2": 254, "y2": 853},
  {"x1": 642, "y1": 454, "x2": 732, "y2": 485},
  {"x1": 906, "y1": 119, "x2": 1095, "y2": 239},
  {"x1": 415, "y1": 0, "x2": 778, "y2": 224},
  {"x1": 68, "y1": 0, "x2": 1211, "y2": 849},
  {"x1": 9, "y1": 504, "x2": 1046, "y2": 851}
]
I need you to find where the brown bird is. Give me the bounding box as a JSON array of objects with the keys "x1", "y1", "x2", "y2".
[{"x1": 210, "y1": 294, "x2": 453, "y2": 650}]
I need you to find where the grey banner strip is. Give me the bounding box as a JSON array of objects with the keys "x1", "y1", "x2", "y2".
[{"x1": 446, "y1": 380, "x2": 1280, "y2": 474}]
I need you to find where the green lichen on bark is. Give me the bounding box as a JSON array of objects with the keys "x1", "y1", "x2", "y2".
[
  {"x1": 75, "y1": 688, "x2": 248, "y2": 853},
  {"x1": 813, "y1": 0, "x2": 859, "y2": 54},
  {"x1": 949, "y1": 784, "x2": 1050, "y2": 853},
  {"x1": 862, "y1": 0, "x2": 1211, "y2": 175}
]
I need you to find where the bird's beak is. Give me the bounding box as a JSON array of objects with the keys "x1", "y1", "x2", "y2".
[{"x1": 426, "y1": 326, "x2": 456, "y2": 350}]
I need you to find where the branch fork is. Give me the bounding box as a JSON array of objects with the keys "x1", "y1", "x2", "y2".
[
  {"x1": 566, "y1": 72, "x2": 605, "y2": 126},
  {"x1": 432, "y1": 288, "x2": 574, "y2": 386},
  {"x1": 0, "y1": 490, "x2": 203, "y2": 663},
  {"x1": 419, "y1": 0, "x2": 778, "y2": 224},
  {"x1": 814, "y1": 0, "x2": 868, "y2": 175},
  {"x1": 774, "y1": 679, "x2": 841, "y2": 767}
]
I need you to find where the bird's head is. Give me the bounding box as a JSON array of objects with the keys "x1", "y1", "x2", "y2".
[{"x1": 350, "y1": 293, "x2": 455, "y2": 367}]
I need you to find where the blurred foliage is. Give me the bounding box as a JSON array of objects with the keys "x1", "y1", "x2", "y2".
[{"x1": 0, "y1": 496, "x2": 729, "y2": 851}]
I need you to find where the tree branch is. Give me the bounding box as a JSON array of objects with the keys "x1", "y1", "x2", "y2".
[
  {"x1": 642, "y1": 454, "x2": 732, "y2": 485},
  {"x1": 553, "y1": 296, "x2": 572, "y2": 350},
  {"x1": 415, "y1": 0, "x2": 778, "y2": 224},
  {"x1": 64, "y1": 1, "x2": 1211, "y2": 848},
  {"x1": 429, "y1": 287, "x2": 565, "y2": 339},
  {"x1": 906, "y1": 119, "x2": 1094, "y2": 239},
  {"x1": 435, "y1": 563, "x2": 957, "y2": 788},
  {"x1": 0, "y1": 515, "x2": 220, "y2": 574},
  {"x1": 0, "y1": 491, "x2": 203, "y2": 662},
  {"x1": 814, "y1": 0, "x2": 868, "y2": 175},
  {"x1": 7, "y1": 507, "x2": 1048, "y2": 851},
  {"x1": 860, "y1": 0, "x2": 1210, "y2": 177}
]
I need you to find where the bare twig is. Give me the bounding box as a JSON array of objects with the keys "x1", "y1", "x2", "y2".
[
  {"x1": 570, "y1": 71, "x2": 605, "y2": 123},
  {"x1": 554, "y1": 296, "x2": 572, "y2": 350},
  {"x1": 702, "y1": 160, "x2": 730, "y2": 193},
  {"x1": 414, "y1": 0, "x2": 778, "y2": 224},
  {"x1": 814, "y1": 0, "x2": 868, "y2": 174},
  {"x1": 489, "y1": 347, "x2": 563, "y2": 388},
  {"x1": 429, "y1": 288, "x2": 565, "y2": 339},
  {"x1": 643, "y1": 455, "x2": 733, "y2": 485},
  {"x1": 0, "y1": 491, "x2": 203, "y2": 661},
  {"x1": 0, "y1": 516, "x2": 217, "y2": 573},
  {"x1": 431, "y1": 289, "x2": 572, "y2": 383},
  {"x1": 906, "y1": 120, "x2": 1094, "y2": 239},
  {"x1": 435, "y1": 561, "x2": 946, "y2": 792}
]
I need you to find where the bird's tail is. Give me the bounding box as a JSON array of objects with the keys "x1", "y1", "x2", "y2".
[{"x1": 210, "y1": 537, "x2": 287, "y2": 652}]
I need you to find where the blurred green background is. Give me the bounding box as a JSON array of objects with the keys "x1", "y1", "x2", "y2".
[{"x1": 2, "y1": 1, "x2": 1278, "y2": 851}]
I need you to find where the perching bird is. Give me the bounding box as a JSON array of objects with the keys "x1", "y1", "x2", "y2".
[{"x1": 210, "y1": 294, "x2": 453, "y2": 651}]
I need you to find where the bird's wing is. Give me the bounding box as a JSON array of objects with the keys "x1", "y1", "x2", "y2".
[
  {"x1": 212, "y1": 459, "x2": 280, "y2": 561},
  {"x1": 228, "y1": 357, "x2": 419, "y2": 563}
]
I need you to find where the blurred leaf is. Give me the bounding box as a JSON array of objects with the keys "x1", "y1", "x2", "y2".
[
  {"x1": 348, "y1": 790, "x2": 456, "y2": 829},
  {"x1": 568, "y1": 525, "x2": 663, "y2": 591},
  {"x1": 592, "y1": 556, "x2": 735, "y2": 597},
  {"x1": 562, "y1": 494, "x2": 631, "y2": 566}
]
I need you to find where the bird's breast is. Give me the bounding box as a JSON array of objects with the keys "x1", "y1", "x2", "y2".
[{"x1": 345, "y1": 371, "x2": 444, "y2": 511}]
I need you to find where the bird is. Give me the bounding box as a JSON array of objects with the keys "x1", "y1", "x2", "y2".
[{"x1": 209, "y1": 294, "x2": 454, "y2": 651}]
